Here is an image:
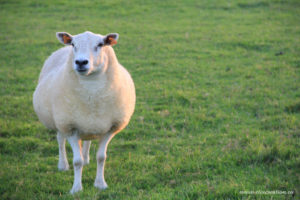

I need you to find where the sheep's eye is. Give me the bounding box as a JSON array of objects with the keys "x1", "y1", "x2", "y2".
[
  {"x1": 71, "y1": 43, "x2": 74, "y2": 47},
  {"x1": 98, "y1": 43, "x2": 104, "y2": 47}
]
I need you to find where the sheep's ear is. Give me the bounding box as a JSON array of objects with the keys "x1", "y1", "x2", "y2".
[
  {"x1": 56, "y1": 32, "x2": 73, "y2": 45},
  {"x1": 104, "y1": 33, "x2": 119, "y2": 46}
]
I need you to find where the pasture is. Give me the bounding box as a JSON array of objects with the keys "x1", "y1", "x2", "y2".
[{"x1": 0, "y1": 0, "x2": 299, "y2": 199}]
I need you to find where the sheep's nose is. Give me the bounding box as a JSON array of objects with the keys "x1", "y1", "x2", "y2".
[{"x1": 75, "y1": 59, "x2": 88, "y2": 66}]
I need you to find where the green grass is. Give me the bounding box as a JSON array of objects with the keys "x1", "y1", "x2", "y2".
[{"x1": 0, "y1": 0, "x2": 299, "y2": 199}]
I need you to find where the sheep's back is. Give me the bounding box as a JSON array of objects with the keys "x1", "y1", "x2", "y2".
[
  {"x1": 33, "y1": 47, "x2": 72, "y2": 130},
  {"x1": 38, "y1": 46, "x2": 72, "y2": 83}
]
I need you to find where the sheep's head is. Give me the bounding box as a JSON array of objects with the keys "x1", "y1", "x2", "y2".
[{"x1": 56, "y1": 31, "x2": 118, "y2": 76}]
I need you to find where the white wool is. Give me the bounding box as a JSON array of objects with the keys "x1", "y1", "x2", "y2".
[{"x1": 33, "y1": 31, "x2": 135, "y2": 194}]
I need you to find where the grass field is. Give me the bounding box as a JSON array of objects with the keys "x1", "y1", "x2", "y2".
[{"x1": 0, "y1": 0, "x2": 299, "y2": 199}]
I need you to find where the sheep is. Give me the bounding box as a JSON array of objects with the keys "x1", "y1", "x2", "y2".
[{"x1": 33, "y1": 31, "x2": 136, "y2": 194}]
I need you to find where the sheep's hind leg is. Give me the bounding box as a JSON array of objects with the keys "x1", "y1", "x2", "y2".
[
  {"x1": 68, "y1": 133, "x2": 84, "y2": 194},
  {"x1": 57, "y1": 132, "x2": 69, "y2": 171},
  {"x1": 82, "y1": 141, "x2": 91, "y2": 165},
  {"x1": 94, "y1": 133, "x2": 114, "y2": 190}
]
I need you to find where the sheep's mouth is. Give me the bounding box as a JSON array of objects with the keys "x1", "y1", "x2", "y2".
[
  {"x1": 76, "y1": 70, "x2": 89, "y2": 76},
  {"x1": 76, "y1": 68, "x2": 89, "y2": 75},
  {"x1": 77, "y1": 69, "x2": 87, "y2": 72}
]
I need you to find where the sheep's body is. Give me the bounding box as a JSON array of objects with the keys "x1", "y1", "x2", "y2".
[
  {"x1": 33, "y1": 31, "x2": 135, "y2": 194},
  {"x1": 34, "y1": 46, "x2": 135, "y2": 139}
]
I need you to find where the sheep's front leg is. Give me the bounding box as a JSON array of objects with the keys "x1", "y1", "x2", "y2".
[
  {"x1": 82, "y1": 141, "x2": 91, "y2": 165},
  {"x1": 94, "y1": 133, "x2": 114, "y2": 190},
  {"x1": 57, "y1": 132, "x2": 69, "y2": 171},
  {"x1": 68, "y1": 134, "x2": 83, "y2": 194}
]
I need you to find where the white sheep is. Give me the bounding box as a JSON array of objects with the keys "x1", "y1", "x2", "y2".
[{"x1": 33, "y1": 31, "x2": 136, "y2": 194}]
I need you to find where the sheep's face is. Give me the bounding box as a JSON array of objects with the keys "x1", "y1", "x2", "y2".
[{"x1": 56, "y1": 31, "x2": 118, "y2": 76}]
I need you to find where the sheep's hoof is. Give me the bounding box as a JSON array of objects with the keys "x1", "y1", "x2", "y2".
[
  {"x1": 58, "y1": 162, "x2": 69, "y2": 171},
  {"x1": 94, "y1": 181, "x2": 108, "y2": 190},
  {"x1": 70, "y1": 184, "x2": 83, "y2": 194}
]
